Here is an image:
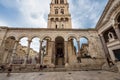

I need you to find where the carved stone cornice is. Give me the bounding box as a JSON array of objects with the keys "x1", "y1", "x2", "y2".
[
  {"x1": 96, "y1": 0, "x2": 120, "y2": 30},
  {"x1": 7, "y1": 27, "x2": 96, "y2": 31}
]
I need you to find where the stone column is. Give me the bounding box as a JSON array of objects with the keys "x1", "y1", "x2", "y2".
[
  {"x1": 53, "y1": 42, "x2": 56, "y2": 64},
  {"x1": 52, "y1": 41, "x2": 56, "y2": 66},
  {"x1": 49, "y1": 41, "x2": 55, "y2": 67},
  {"x1": 64, "y1": 41, "x2": 69, "y2": 67},
  {"x1": 23, "y1": 40, "x2": 31, "y2": 65},
  {"x1": 77, "y1": 41, "x2": 81, "y2": 62},
  {"x1": 99, "y1": 34, "x2": 112, "y2": 66},
  {"x1": 113, "y1": 24, "x2": 120, "y2": 41},
  {"x1": 38, "y1": 40, "x2": 42, "y2": 64},
  {"x1": 36, "y1": 40, "x2": 42, "y2": 68},
  {"x1": 10, "y1": 40, "x2": 18, "y2": 64},
  {"x1": 99, "y1": 34, "x2": 109, "y2": 57}
]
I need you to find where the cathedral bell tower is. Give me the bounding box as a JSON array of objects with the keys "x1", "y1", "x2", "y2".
[{"x1": 47, "y1": 0, "x2": 72, "y2": 29}]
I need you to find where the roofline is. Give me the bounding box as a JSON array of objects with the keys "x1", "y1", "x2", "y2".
[
  {"x1": 0, "y1": 26, "x2": 96, "y2": 31},
  {"x1": 95, "y1": 0, "x2": 114, "y2": 30}
]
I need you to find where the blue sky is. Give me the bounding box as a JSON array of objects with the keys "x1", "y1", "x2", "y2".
[
  {"x1": 0, "y1": 0, "x2": 108, "y2": 29},
  {"x1": 0, "y1": 0, "x2": 108, "y2": 52}
]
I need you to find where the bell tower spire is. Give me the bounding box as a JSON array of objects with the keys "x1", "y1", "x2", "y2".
[{"x1": 47, "y1": 0, "x2": 72, "y2": 29}]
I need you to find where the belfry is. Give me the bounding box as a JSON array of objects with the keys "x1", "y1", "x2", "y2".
[{"x1": 48, "y1": 0, "x2": 72, "y2": 29}]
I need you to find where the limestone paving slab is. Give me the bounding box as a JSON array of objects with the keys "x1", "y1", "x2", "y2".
[{"x1": 0, "y1": 71, "x2": 120, "y2": 80}]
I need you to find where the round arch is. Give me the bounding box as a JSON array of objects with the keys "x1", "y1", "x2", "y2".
[
  {"x1": 18, "y1": 36, "x2": 30, "y2": 41},
  {"x1": 6, "y1": 36, "x2": 16, "y2": 40},
  {"x1": 4, "y1": 36, "x2": 16, "y2": 51},
  {"x1": 115, "y1": 12, "x2": 120, "y2": 22},
  {"x1": 66, "y1": 34, "x2": 78, "y2": 41},
  {"x1": 31, "y1": 36, "x2": 41, "y2": 41},
  {"x1": 42, "y1": 36, "x2": 52, "y2": 41},
  {"x1": 53, "y1": 35, "x2": 65, "y2": 41},
  {"x1": 107, "y1": 2, "x2": 120, "y2": 22},
  {"x1": 109, "y1": 4, "x2": 120, "y2": 25},
  {"x1": 79, "y1": 36, "x2": 89, "y2": 43},
  {"x1": 55, "y1": 36, "x2": 64, "y2": 41},
  {"x1": 68, "y1": 36, "x2": 77, "y2": 41}
]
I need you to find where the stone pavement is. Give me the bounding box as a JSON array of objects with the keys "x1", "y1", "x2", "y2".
[{"x1": 0, "y1": 71, "x2": 120, "y2": 80}]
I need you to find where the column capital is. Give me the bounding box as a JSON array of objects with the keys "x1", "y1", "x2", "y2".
[
  {"x1": 51, "y1": 40, "x2": 55, "y2": 42},
  {"x1": 39, "y1": 40, "x2": 43, "y2": 42},
  {"x1": 64, "y1": 39, "x2": 68, "y2": 42},
  {"x1": 50, "y1": 40, "x2": 55, "y2": 42},
  {"x1": 77, "y1": 40, "x2": 80, "y2": 42},
  {"x1": 27, "y1": 40, "x2": 32, "y2": 43},
  {"x1": 99, "y1": 33, "x2": 103, "y2": 37},
  {"x1": 15, "y1": 40, "x2": 19, "y2": 43}
]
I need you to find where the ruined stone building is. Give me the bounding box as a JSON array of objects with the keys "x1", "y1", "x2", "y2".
[{"x1": 0, "y1": 0, "x2": 120, "y2": 72}]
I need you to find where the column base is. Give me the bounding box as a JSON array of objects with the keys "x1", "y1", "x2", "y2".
[
  {"x1": 21, "y1": 63, "x2": 26, "y2": 68},
  {"x1": 8, "y1": 63, "x2": 12, "y2": 66},
  {"x1": 36, "y1": 63, "x2": 40, "y2": 68},
  {"x1": 65, "y1": 63, "x2": 69, "y2": 68},
  {"x1": 49, "y1": 63, "x2": 55, "y2": 68},
  {"x1": 116, "y1": 62, "x2": 120, "y2": 72}
]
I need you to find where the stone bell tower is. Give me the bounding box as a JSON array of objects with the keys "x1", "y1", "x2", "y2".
[
  {"x1": 47, "y1": 0, "x2": 72, "y2": 29},
  {"x1": 43, "y1": 0, "x2": 77, "y2": 68}
]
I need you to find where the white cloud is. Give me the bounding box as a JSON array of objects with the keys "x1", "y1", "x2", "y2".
[
  {"x1": 0, "y1": 0, "x2": 107, "y2": 28},
  {"x1": 17, "y1": 0, "x2": 50, "y2": 28},
  {"x1": 0, "y1": 20, "x2": 8, "y2": 26},
  {"x1": 69, "y1": 0, "x2": 108, "y2": 29},
  {"x1": 0, "y1": 0, "x2": 108, "y2": 51},
  {"x1": 19, "y1": 37, "x2": 28, "y2": 47},
  {"x1": 0, "y1": 0, "x2": 50, "y2": 28},
  {"x1": 30, "y1": 38, "x2": 40, "y2": 52}
]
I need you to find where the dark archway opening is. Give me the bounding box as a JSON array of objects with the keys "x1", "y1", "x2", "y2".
[
  {"x1": 55, "y1": 37, "x2": 64, "y2": 67},
  {"x1": 117, "y1": 15, "x2": 120, "y2": 30},
  {"x1": 113, "y1": 49, "x2": 120, "y2": 61}
]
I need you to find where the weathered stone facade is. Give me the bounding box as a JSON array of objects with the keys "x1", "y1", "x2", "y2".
[
  {"x1": 0, "y1": 0, "x2": 120, "y2": 72},
  {"x1": 96, "y1": 0, "x2": 120, "y2": 72}
]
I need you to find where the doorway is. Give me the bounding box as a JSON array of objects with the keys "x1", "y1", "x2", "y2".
[
  {"x1": 55, "y1": 37, "x2": 64, "y2": 67},
  {"x1": 113, "y1": 49, "x2": 120, "y2": 61}
]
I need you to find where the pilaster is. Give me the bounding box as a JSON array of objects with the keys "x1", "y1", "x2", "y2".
[
  {"x1": 77, "y1": 41, "x2": 81, "y2": 63},
  {"x1": 10, "y1": 40, "x2": 19, "y2": 65},
  {"x1": 64, "y1": 41, "x2": 69, "y2": 67},
  {"x1": 99, "y1": 34, "x2": 112, "y2": 66},
  {"x1": 39, "y1": 40, "x2": 42, "y2": 64},
  {"x1": 113, "y1": 24, "x2": 120, "y2": 41},
  {"x1": 23, "y1": 40, "x2": 31, "y2": 65}
]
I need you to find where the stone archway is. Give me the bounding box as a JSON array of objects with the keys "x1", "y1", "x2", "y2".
[{"x1": 55, "y1": 36, "x2": 64, "y2": 67}]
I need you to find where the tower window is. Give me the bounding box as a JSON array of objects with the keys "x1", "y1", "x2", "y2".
[
  {"x1": 60, "y1": 0, "x2": 64, "y2": 4},
  {"x1": 62, "y1": 24, "x2": 64, "y2": 28},
  {"x1": 55, "y1": 9, "x2": 58, "y2": 14},
  {"x1": 56, "y1": 25, "x2": 58, "y2": 29},
  {"x1": 61, "y1": 9, "x2": 64, "y2": 14},
  {"x1": 51, "y1": 18, "x2": 54, "y2": 21},
  {"x1": 55, "y1": 18, "x2": 59, "y2": 21},
  {"x1": 65, "y1": 18, "x2": 69, "y2": 21},
  {"x1": 55, "y1": 0, "x2": 58, "y2": 4},
  {"x1": 61, "y1": 18, "x2": 64, "y2": 21}
]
